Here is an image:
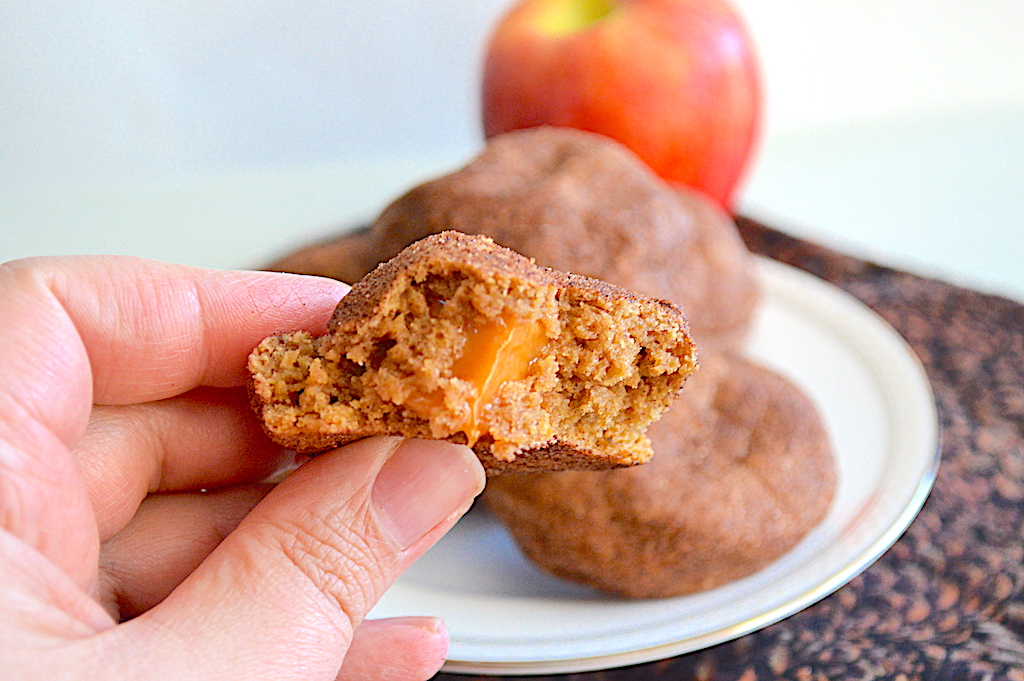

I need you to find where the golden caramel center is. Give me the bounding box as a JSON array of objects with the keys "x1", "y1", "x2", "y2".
[{"x1": 405, "y1": 314, "x2": 549, "y2": 445}]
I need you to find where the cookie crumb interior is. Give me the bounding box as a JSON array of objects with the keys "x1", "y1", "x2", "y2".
[{"x1": 249, "y1": 254, "x2": 694, "y2": 466}]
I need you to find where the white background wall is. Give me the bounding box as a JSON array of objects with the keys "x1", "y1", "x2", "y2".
[
  {"x1": 3, "y1": 0, "x2": 1023, "y2": 188},
  {"x1": 736, "y1": 0, "x2": 1024, "y2": 132}
]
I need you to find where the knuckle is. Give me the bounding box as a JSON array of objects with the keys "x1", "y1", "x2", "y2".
[{"x1": 264, "y1": 506, "x2": 390, "y2": 630}]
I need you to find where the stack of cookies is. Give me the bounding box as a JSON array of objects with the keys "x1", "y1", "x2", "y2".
[{"x1": 251, "y1": 127, "x2": 836, "y2": 598}]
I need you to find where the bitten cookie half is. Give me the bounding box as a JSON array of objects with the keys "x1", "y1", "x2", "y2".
[{"x1": 249, "y1": 231, "x2": 698, "y2": 475}]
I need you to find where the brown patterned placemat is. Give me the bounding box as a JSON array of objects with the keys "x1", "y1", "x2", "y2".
[{"x1": 436, "y1": 218, "x2": 1024, "y2": 681}]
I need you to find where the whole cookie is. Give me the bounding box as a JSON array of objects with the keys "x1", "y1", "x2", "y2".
[
  {"x1": 482, "y1": 351, "x2": 837, "y2": 598},
  {"x1": 269, "y1": 127, "x2": 760, "y2": 349}
]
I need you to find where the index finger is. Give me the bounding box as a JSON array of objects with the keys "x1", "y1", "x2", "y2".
[{"x1": 0, "y1": 255, "x2": 347, "y2": 449}]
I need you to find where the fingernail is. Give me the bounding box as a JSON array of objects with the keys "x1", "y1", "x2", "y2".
[{"x1": 371, "y1": 440, "x2": 485, "y2": 550}]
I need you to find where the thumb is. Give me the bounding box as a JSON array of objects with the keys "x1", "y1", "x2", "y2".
[{"x1": 112, "y1": 437, "x2": 484, "y2": 680}]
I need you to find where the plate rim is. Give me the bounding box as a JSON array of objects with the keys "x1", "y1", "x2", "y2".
[{"x1": 432, "y1": 258, "x2": 941, "y2": 675}]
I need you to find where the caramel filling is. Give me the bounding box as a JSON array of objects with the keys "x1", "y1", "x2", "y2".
[{"x1": 405, "y1": 314, "x2": 549, "y2": 445}]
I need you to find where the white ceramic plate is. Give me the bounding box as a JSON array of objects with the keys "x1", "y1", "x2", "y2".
[{"x1": 369, "y1": 257, "x2": 940, "y2": 676}]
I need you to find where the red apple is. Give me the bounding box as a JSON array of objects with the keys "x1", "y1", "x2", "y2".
[{"x1": 481, "y1": 0, "x2": 762, "y2": 212}]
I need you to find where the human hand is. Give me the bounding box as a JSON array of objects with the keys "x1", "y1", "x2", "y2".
[{"x1": 0, "y1": 256, "x2": 485, "y2": 680}]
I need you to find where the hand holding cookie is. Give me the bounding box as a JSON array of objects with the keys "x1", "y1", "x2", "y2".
[{"x1": 0, "y1": 256, "x2": 484, "y2": 681}]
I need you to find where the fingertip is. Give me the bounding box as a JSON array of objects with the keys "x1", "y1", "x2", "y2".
[
  {"x1": 215, "y1": 268, "x2": 349, "y2": 336},
  {"x1": 371, "y1": 439, "x2": 485, "y2": 550},
  {"x1": 244, "y1": 269, "x2": 350, "y2": 307},
  {"x1": 390, "y1": 618, "x2": 450, "y2": 681},
  {"x1": 338, "y1": 617, "x2": 449, "y2": 681}
]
